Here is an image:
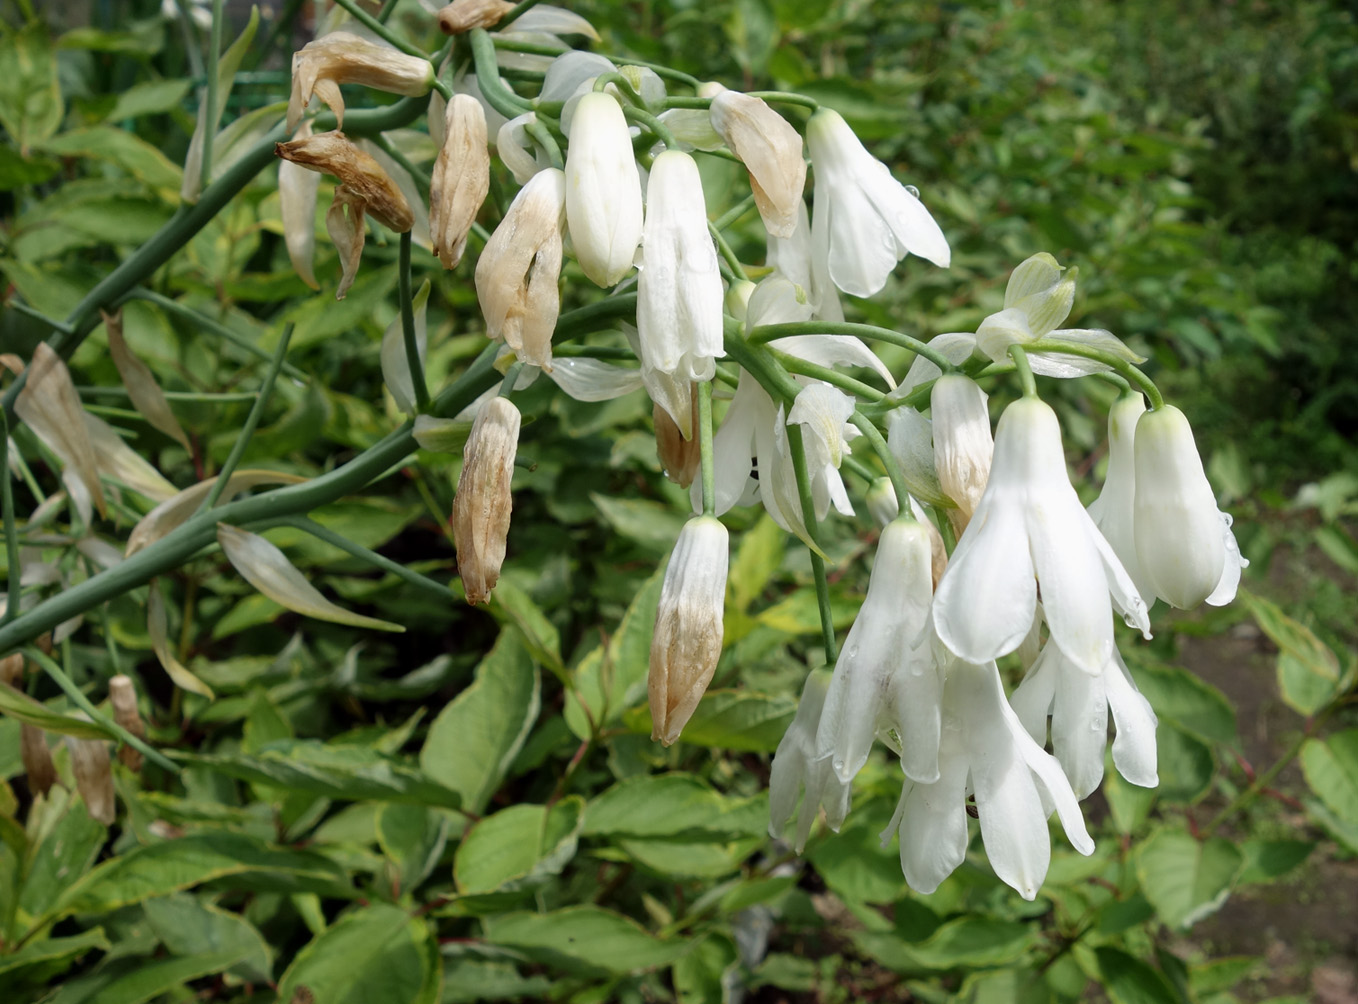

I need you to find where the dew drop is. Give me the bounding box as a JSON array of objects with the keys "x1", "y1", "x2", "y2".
[{"x1": 905, "y1": 185, "x2": 920, "y2": 198}]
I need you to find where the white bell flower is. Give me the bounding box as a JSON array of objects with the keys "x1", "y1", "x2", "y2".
[
  {"x1": 975, "y1": 253, "x2": 1144, "y2": 374},
  {"x1": 815, "y1": 518, "x2": 941, "y2": 785},
  {"x1": 769, "y1": 671, "x2": 852, "y2": 853},
  {"x1": 636, "y1": 150, "x2": 725, "y2": 437},
  {"x1": 564, "y1": 92, "x2": 644, "y2": 287},
  {"x1": 881, "y1": 657, "x2": 1095, "y2": 900},
  {"x1": 786, "y1": 381, "x2": 859, "y2": 522},
  {"x1": 805, "y1": 108, "x2": 949, "y2": 298},
  {"x1": 1134, "y1": 404, "x2": 1246, "y2": 608},
  {"x1": 933, "y1": 397, "x2": 1150, "y2": 676},
  {"x1": 1088, "y1": 393, "x2": 1156, "y2": 603},
  {"x1": 1010, "y1": 643, "x2": 1158, "y2": 800},
  {"x1": 930, "y1": 374, "x2": 993, "y2": 534}
]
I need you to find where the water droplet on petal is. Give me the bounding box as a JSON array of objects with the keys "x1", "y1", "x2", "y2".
[{"x1": 905, "y1": 185, "x2": 920, "y2": 198}]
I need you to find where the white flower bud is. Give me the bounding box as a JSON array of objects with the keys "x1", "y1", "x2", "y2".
[
  {"x1": 709, "y1": 89, "x2": 807, "y2": 239},
  {"x1": 930, "y1": 375, "x2": 992, "y2": 535},
  {"x1": 564, "y1": 92, "x2": 643, "y2": 287},
  {"x1": 475, "y1": 168, "x2": 566, "y2": 369},
  {"x1": 430, "y1": 95, "x2": 491, "y2": 269},
  {"x1": 453, "y1": 397, "x2": 522, "y2": 604},
  {"x1": 649, "y1": 516, "x2": 729, "y2": 746},
  {"x1": 1133, "y1": 405, "x2": 1227, "y2": 609},
  {"x1": 288, "y1": 32, "x2": 435, "y2": 133}
]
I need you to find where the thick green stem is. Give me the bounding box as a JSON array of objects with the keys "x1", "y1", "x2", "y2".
[
  {"x1": 748, "y1": 320, "x2": 955, "y2": 374},
  {"x1": 199, "y1": 324, "x2": 294, "y2": 512},
  {"x1": 786, "y1": 424, "x2": 837, "y2": 666},
  {"x1": 524, "y1": 117, "x2": 564, "y2": 170},
  {"x1": 468, "y1": 29, "x2": 533, "y2": 119},
  {"x1": 712, "y1": 192, "x2": 758, "y2": 233},
  {"x1": 331, "y1": 0, "x2": 428, "y2": 57},
  {"x1": 849, "y1": 412, "x2": 910, "y2": 515},
  {"x1": 748, "y1": 91, "x2": 820, "y2": 111},
  {"x1": 708, "y1": 223, "x2": 748, "y2": 282},
  {"x1": 768, "y1": 349, "x2": 886, "y2": 401},
  {"x1": 1024, "y1": 338, "x2": 1164, "y2": 409},
  {"x1": 621, "y1": 104, "x2": 677, "y2": 150},
  {"x1": 495, "y1": 0, "x2": 545, "y2": 30},
  {"x1": 698, "y1": 379, "x2": 715, "y2": 516},
  {"x1": 399, "y1": 234, "x2": 432, "y2": 413},
  {"x1": 1008, "y1": 344, "x2": 1038, "y2": 397},
  {"x1": 592, "y1": 72, "x2": 646, "y2": 107}
]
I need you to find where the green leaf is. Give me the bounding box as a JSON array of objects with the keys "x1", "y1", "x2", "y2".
[
  {"x1": 17, "y1": 788, "x2": 108, "y2": 933},
  {"x1": 276, "y1": 904, "x2": 440, "y2": 1004},
  {"x1": 1236, "y1": 839, "x2": 1313, "y2": 885},
  {"x1": 727, "y1": 514, "x2": 785, "y2": 613},
  {"x1": 0, "y1": 24, "x2": 63, "y2": 151},
  {"x1": 420, "y1": 630, "x2": 540, "y2": 815},
  {"x1": 1130, "y1": 661, "x2": 1236, "y2": 744},
  {"x1": 101, "y1": 78, "x2": 193, "y2": 122},
  {"x1": 1240, "y1": 591, "x2": 1341, "y2": 715},
  {"x1": 483, "y1": 906, "x2": 688, "y2": 975},
  {"x1": 453, "y1": 798, "x2": 584, "y2": 900},
  {"x1": 377, "y1": 803, "x2": 450, "y2": 893},
  {"x1": 618, "y1": 836, "x2": 761, "y2": 879},
  {"x1": 489, "y1": 578, "x2": 564, "y2": 673},
  {"x1": 1301, "y1": 730, "x2": 1358, "y2": 825},
  {"x1": 808, "y1": 816, "x2": 908, "y2": 905},
  {"x1": 583, "y1": 774, "x2": 760, "y2": 840},
  {"x1": 755, "y1": 586, "x2": 858, "y2": 636},
  {"x1": 174, "y1": 740, "x2": 462, "y2": 808},
  {"x1": 0, "y1": 927, "x2": 109, "y2": 984},
  {"x1": 0, "y1": 681, "x2": 113, "y2": 739},
  {"x1": 591, "y1": 493, "x2": 689, "y2": 553},
  {"x1": 1155, "y1": 722, "x2": 1216, "y2": 804},
  {"x1": 79, "y1": 948, "x2": 251, "y2": 1004},
  {"x1": 856, "y1": 917, "x2": 1037, "y2": 972},
  {"x1": 1094, "y1": 947, "x2": 1179, "y2": 1004},
  {"x1": 56, "y1": 832, "x2": 354, "y2": 917},
  {"x1": 564, "y1": 563, "x2": 666, "y2": 740},
  {"x1": 441, "y1": 958, "x2": 552, "y2": 1002},
  {"x1": 143, "y1": 893, "x2": 273, "y2": 985},
  {"x1": 1135, "y1": 828, "x2": 1242, "y2": 929},
  {"x1": 644, "y1": 689, "x2": 796, "y2": 752},
  {"x1": 673, "y1": 933, "x2": 738, "y2": 1004},
  {"x1": 38, "y1": 128, "x2": 181, "y2": 192}
]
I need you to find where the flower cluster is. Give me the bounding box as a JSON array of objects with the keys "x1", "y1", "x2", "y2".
[{"x1": 265, "y1": 12, "x2": 1245, "y2": 903}]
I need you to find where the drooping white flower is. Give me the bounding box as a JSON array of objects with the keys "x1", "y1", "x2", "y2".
[
  {"x1": 1088, "y1": 393, "x2": 1156, "y2": 603},
  {"x1": 768, "y1": 203, "x2": 843, "y2": 322},
  {"x1": 636, "y1": 150, "x2": 725, "y2": 437},
  {"x1": 933, "y1": 397, "x2": 1150, "y2": 676},
  {"x1": 649, "y1": 516, "x2": 729, "y2": 746},
  {"x1": 708, "y1": 87, "x2": 807, "y2": 239},
  {"x1": 769, "y1": 671, "x2": 852, "y2": 853},
  {"x1": 975, "y1": 253, "x2": 1144, "y2": 375},
  {"x1": 1134, "y1": 404, "x2": 1245, "y2": 608},
  {"x1": 881, "y1": 657, "x2": 1094, "y2": 899},
  {"x1": 805, "y1": 108, "x2": 949, "y2": 298},
  {"x1": 930, "y1": 374, "x2": 993, "y2": 534},
  {"x1": 816, "y1": 518, "x2": 941, "y2": 785},
  {"x1": 564, "y1": 92, "x2": 644, "y2": 287},
  {"x1": 1010, "y1": 643, "x2": 1158, "y2": 800}
]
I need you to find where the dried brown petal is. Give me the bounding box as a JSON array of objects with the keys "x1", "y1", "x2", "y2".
[
  {"x1": 437, "y1": 0, "x2": 514, "y2": 34},
  {"x1": 104, "y1": 310, "x2": 191, "y2": 450},
  {"x1": 276, "y1": 130, "x2": 413, "y2": 232},
  {"x1": 108, "y1": 675, "x2": 146, "y2": 771},
  {"x1": 288, "y1": 32, "x2": 434, "y2": 132},
  {"x1": 21, "y1": 723, "x2": 55, "y2": 796},
  {"x1": 0, "y1": 652, "x2": 23, "y2": 686},
  {"x1": 474, "y1": 167, "x2": 565, "y2": 369},
  {"x1": 709, "y1": 90, "x2": 807, "y2": 239},
  {"x1": 654, "y1": 390, "x2": 700, "y2": 489},
  {"x1": 326, "y1": 188, "x2": 367, "y2": 300},
  {"x1": 65, "y1": 734, "x2": 116, "y2": 824},
  {"x1": 452, "y1": 397, "x2": 521, "y2": 604},
  {"x1": 15, "y1": 343, "x2": 106, "y2": 519},
  {"x1": 429, "y1": 94, "x2": 491, "y2": 269}
]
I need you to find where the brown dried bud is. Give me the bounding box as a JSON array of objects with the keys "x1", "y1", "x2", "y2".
[
  {"x1": 109, "y1": 675, "x2": 146, "y2": 771},
  {"x1": 437, "y1": 0, "x2": 514, "y2": 34},
  {"x1": 709, "y1": 89, "x2": 807, "y2": 240},
  {"x1": 453, "y1": 397, "x2": 521, "y2": 605},
  {"x1": 21, "y1": 723, "x2": 56, "y2": 796},
  {"x1": 326, "y1": 188, "x2": 367, "y2": 300},
  {"x1": 649, "y1": 516, "x2": 728, "y2": 746},
  {"x1": 276, "y1": 130, "x2": 414, "y2": 233},
  {"x1": 0, "y1": 652, "x2": 23, "y2": 687},
  {"x1": 65, "y1": 735, "x2": 116, "y2": 824},
  {"x1": 474, "y1": 167, "x2": 565, "y2": 370},
  {"x1": 429, "y1": 94, "x2": 491, "y2": 270},
  {"x1": 654, "y1": 390, "x2": 700, "y2": 489},
  {"x1": 288, "y1": 32, "x2": 435, "y2": 132}
]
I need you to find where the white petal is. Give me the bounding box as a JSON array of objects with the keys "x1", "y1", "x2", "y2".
[
  {"x1": 818, "y1": 178, "x2": 900, "y2": 298},
  {"x1": 1027, "y1": 508, "x2": 1117, "y2": 676},
  {"x1": 1009, "y1": 645, "x2": 1058, "y2": 746},
  {"x1": 886, "y1": 756, "x2": 969, "y2": 895},
  {"x1": 1027, "y1": 328, "x2": 1146, "y2": 378},
  {"x1": 1205, "y1": 511, "x2": 1247, "y2": 607},
  {"x1": 1050, "y1": 655, "x2": 1108, "y2": 800},
  {"x1": 511, "y1": 5, "x2": 599, "y2": 40},
  {"x1": 933, "y1": 501, "x2": 1036, "y2": 665},
  {"x1": 893, "y1": 331, "x2": 978, "y2": 398},
  {"x1": 1004, "y1": 253, "x2": 1062, "y2": 308},
  {"x1": 866, "y1": 168, "x2": 950, "y2": 268},
  {"x1": 1105, "y1": 651, "x2": 1158, "y2": 787},
  {"x1": 548, "y1": 357, "x2": 644, "y2": 401},
  {"x1": 975, "y1": 307, "x2": 1034, "y2": 364},
  {"x1": 768, "y1": 333, "x2": 895, "y2": 389}
]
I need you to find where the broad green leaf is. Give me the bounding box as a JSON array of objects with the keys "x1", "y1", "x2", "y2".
[
  {"x1": 1236, "y1": 838, "x2": 1313, "y2": 885},
  {"x1": 0, "y1": 681, "x2": 111, "y2": 739},
  {"x1": 590, "y1": 493, "x2": 688, "y2": 553},
  {"x1": 0, "y1": 927, "x2": 109, "y2": 985},
  {"x1": 1154, "y1": 722, "x2": 1215, "y2": 804},
  {"x1": 441, "y1": 958, "x2": 552, "y2": 1003},
  {"x1": 16, "y1": 788, "x2": 108, "y2": 933},
  {"x1": 755, "y1": 586, "x2": 858, "y2": 636},
  {"x1": 181, "y1": 6, "x2": 261, "y2": 201},
  {"x1": 1103, "y1": 764, "x2": 1157, "y2": 834},
  {"x1": 102, "y1": 79, "x2": 193, "y2": 122},
  {"x1": 217, "y1": 524, "x2": 404, "y2": 632},
  {"x1": 619, "y1": 836, "x2": 761, "y2": 879},
  {"x1": 1094, "y1": 947, "x2": 1179, "y2": 1004},
  {"x1": 564, "y1": 563, "x2": 665, "y2": 740},
  {"x1": 584, "y1": 774, "x2": 761, "y2": 839},
  {"x1": 856, "y1": 917, "x2": 1036, "y2": 972},
  {"x1": 727, "y1": 514, "x2": 785, "y2": 613},
  {"x1": 960, "y1": 967, "x2": 1057, "y2": 1004},
  {"x1": 57, "y1": 832, "x2": 354, "y2": 917},
  {"x1": 489, "y1": 578, "x2": 564, "y2": 673},
  {"x1": 453, "y1": 798, "x2": 584, "y2": 899},
  {"x1": 483, "y1": 906, "x2": 687, "y2": 975},
  {"x1": 78, "y1": 948, "x2": 250, "y2": 1004},
  {"x1": 174, "y1": 740, "x2": 462, "y2": 808},
  {"x1": 143, "y1": 893, "x2": 273, "y2": 985},
  {"x1": 808, "y1": 816, "x2": 909, "y2": 904},
  {"x1": 420, "y1": 630, "x2": 540, "y2": 815},
  {"x1": 1129, "y1": 661, "x2": 1236, "y2": 744},
  {"x1": 1240, "y1": 591, "x2": 1341, "y2": 715},
  {"x1": 1300, "y1": 729, "x2": 1358, "y2": 825},
  {"x1": 663, "y1": 689, "x2": 795, "y2": 752},
  {"x1": 0, "y1": 24, "x2": 63, "y2": 151},
  {"x1": 673, "y1": 933, "x2": 738, "y2": 1004},
  {"x1": 1135, "y1": 828, "x2": 1242, "y2": 929},
  {"x1": 38, "y1": 128, "x2": 181, "y2": 192},
  {"x1": 277, "y1": 904, "x2": 440, "y2": 1004},
  {"x1": 377, "y1": 803, "x2": 450, "y2": 893},
  {"x1": 1189, "y1": 956, "x2": 1258, "y2": 997}
]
